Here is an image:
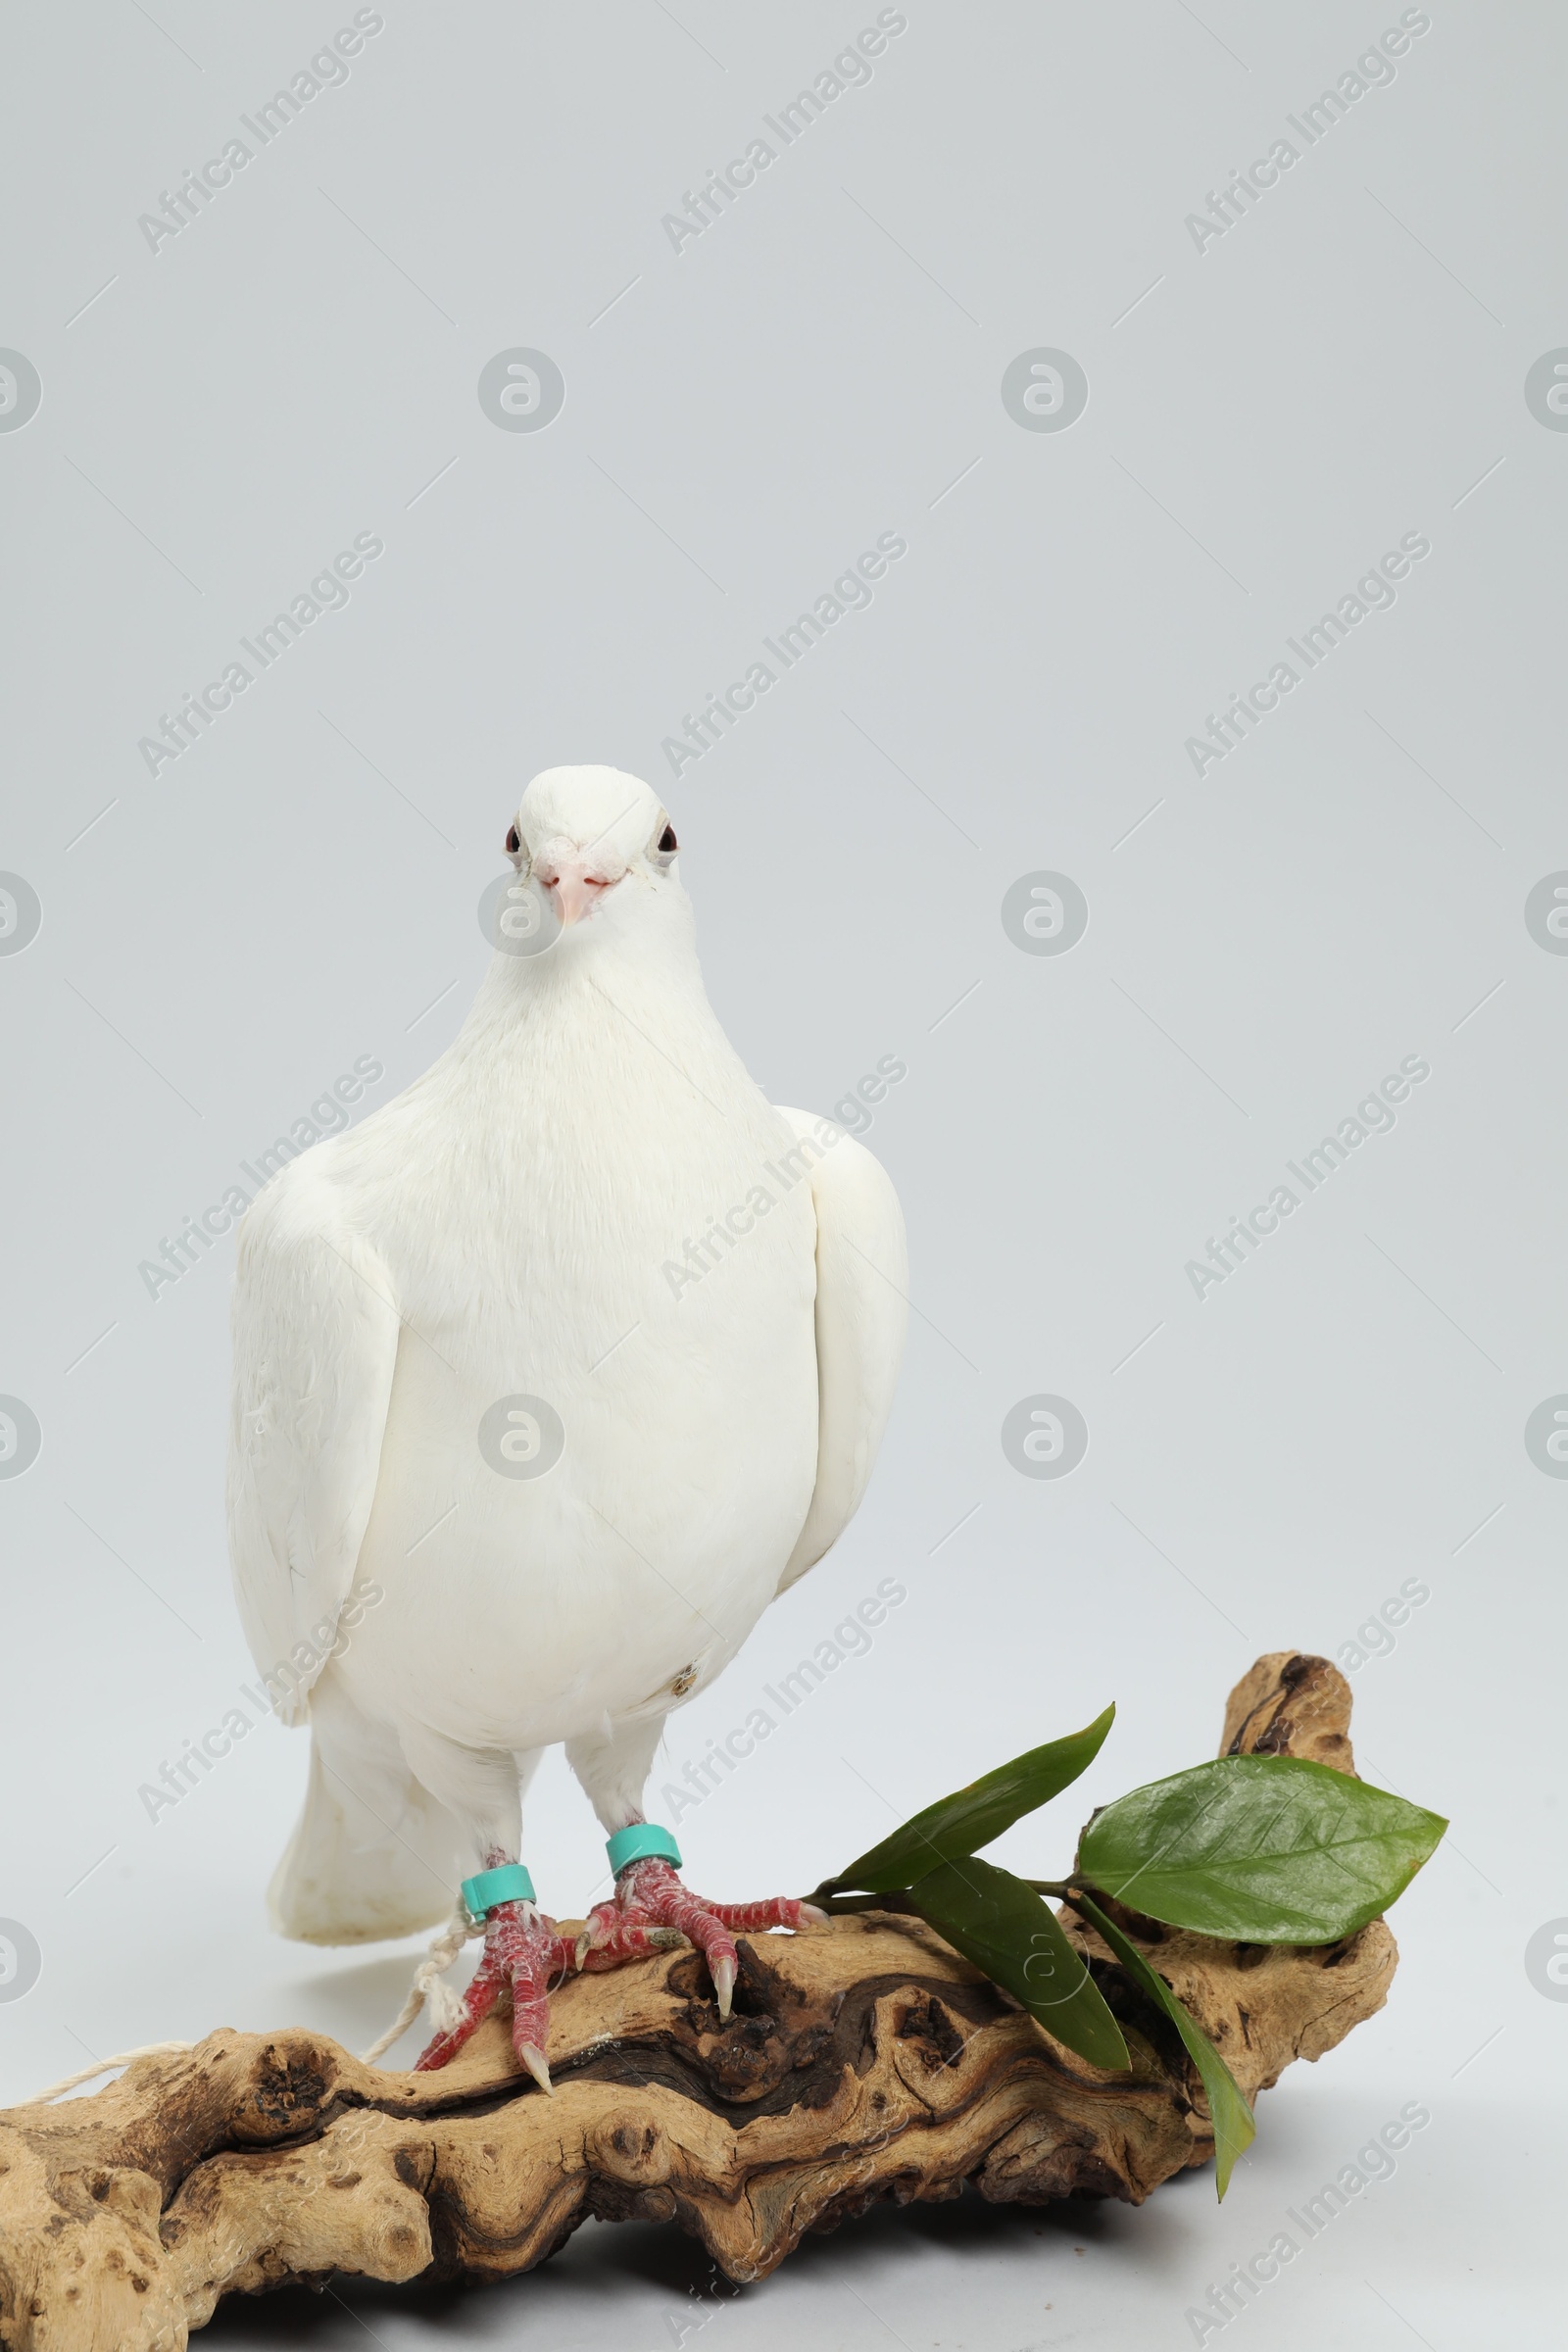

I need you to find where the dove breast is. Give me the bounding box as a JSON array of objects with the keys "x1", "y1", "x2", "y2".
[{"x1": 308, "y1": 950, "x2": 823, "y2": 1754}]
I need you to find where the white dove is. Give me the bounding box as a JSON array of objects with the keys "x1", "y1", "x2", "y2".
[{"x1": 227, "y1": 765, "x2": 906, "y2": 2086}]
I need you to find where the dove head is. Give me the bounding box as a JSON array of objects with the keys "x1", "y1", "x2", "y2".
[{"x1": 507, "y1": 766, "x2": 681, "y2": 940}]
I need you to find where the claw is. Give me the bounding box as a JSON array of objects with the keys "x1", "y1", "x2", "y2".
[
  {"x1": 712, "y1": 1953, "x2": 736, "y2": 2019},
  {"x1": 417, "y1": 1892, "x2": 570, "y2": 2073},
  {"x1": 583, "y1": 1859, "x2": 805, "y2": 2015},
  {"x1": 518, "y1": 2042, "x2": 554, "y2": 2096}
]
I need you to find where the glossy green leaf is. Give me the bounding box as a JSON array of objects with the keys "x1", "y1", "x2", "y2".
[
  {"x1": 1077, "y1": 1754, "x2": 1446, "y2": 1943},
  {"x1": 906, "y1": 1856, "x2": 1131, "y2": 2073},
  {"x1": 823, "y1": 1705, "x2": 1115, "y2": 1896},
  {"x1": 1071, "y1": 1889, "x2": 1254, "y2": 2198}
]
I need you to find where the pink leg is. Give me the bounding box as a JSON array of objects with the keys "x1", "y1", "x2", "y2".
[
  {"x1": 579, "y1": 1857, "x2": 822, "y2": 2016},
  {"x1": 415, "y1": 1897, "x2": 574, "y2": 2088}
]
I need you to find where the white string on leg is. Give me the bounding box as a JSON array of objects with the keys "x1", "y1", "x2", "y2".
[{"x1": 361, "y1": 1904, "x2": 477, "y2": 2065}]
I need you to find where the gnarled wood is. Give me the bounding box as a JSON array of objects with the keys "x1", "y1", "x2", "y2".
[{"x1": 0, "y1": 1653, "x2": 1396, "y2": 2348}]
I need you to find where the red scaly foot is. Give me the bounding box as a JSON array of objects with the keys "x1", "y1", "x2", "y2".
[
  {"x1": 414, "y1": 1897, "x2": 574, "y2": 2089},
  {"x1": 577, "y1": 1858, "x2": 823, "y2": 2016}
]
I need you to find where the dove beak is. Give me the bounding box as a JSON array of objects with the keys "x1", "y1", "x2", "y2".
[{"x1": 536, "y1": 855, "x2": 612, "y2": 928}]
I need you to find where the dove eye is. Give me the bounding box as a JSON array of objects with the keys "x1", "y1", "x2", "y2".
[
  {"x1": 658, "y1": 825, "x2": 677, "y2": 854},
  {"x1": 505, "y1": 824, "x2": 520, "y2": 855}
]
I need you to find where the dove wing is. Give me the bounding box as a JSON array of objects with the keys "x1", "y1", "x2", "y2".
[
  {"x1": 226, "y1": 1160, "x2": 401, "y2": 1725},
  {"x1": 773, "y1": 1108, "x2": 907, "y2": 1596}
]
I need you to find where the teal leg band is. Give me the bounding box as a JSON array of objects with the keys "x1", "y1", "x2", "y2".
[
  {"x1": 607, "y1": 1823, "x2": 681, "y2": 1874},
  {"x1": 462, "y1": 1862, "x2": 536, "y2": 1917}
]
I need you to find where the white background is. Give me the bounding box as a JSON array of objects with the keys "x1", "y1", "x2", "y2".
[{"x1": 1, "y1": 2, "x2": 1562, "y2": 2344}]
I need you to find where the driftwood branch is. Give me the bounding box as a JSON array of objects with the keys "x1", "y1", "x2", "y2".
[{"x1": 0, "y1": 1652, "x2": 1395, "y2": 2349}]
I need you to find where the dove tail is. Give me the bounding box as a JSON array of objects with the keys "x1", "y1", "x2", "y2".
[{"x1": 269, "y1": 1684, "x2": 461, "y2": 1944}]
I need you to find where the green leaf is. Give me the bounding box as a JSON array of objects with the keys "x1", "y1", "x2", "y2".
[
  {"x1": 1071, "y1": 1889, "x2": 1254, "y2": 2198},
  {"x1": 905, "y1": 1856, "x2": 1131, "y2": 2073},
  {"x1": 1076, "y1": 1754, "x2": 1446, "y2": 1943},
  {"x1": 823, "y1": 1704, "x2": 1115, "y2": 1895}
]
